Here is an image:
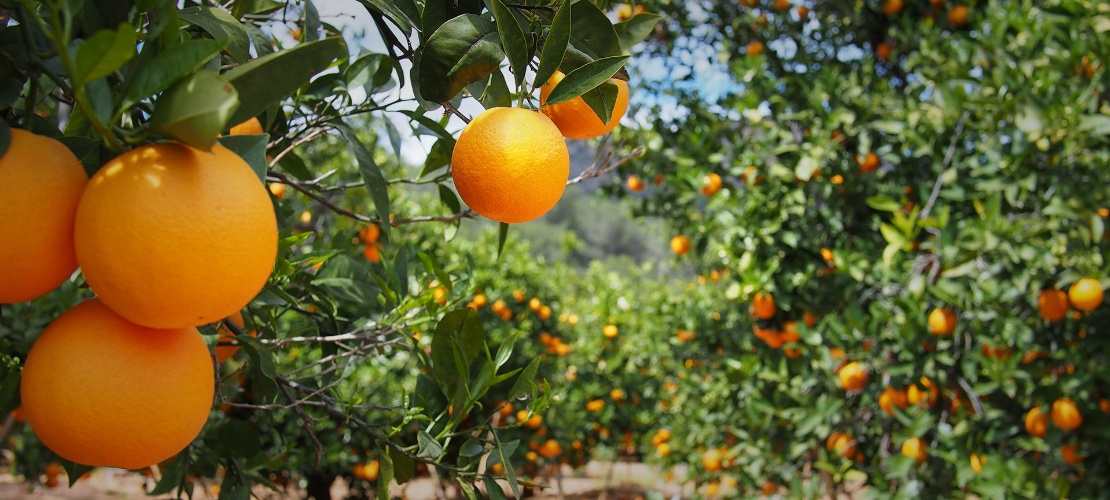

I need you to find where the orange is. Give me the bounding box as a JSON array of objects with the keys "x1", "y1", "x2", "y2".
[
  {"x1": 752, "y1": 292, "x2": 776, "y2": 319},
  {"x1": 906, "y1": 377, "x2": 938, "y2": 407},
  {"x1": 701, "y1": 173, "x2": 723, "y2": 196},
  {"x1": 970, "y1": 453, "x2": 985, "y2": 474},
  {"x1": 1051, "y1": 397, "x2": 1083, "y2": 431},
  {"x1": 20, "y1": 299, "x2": 214, "y2": 468},
  {"x1": 610, "y1": 388, "x2": 625, "y2": 401},
  {"x1": 652, "y1": 429, "x2": 672, "y2": 445},
  {"x1": 1025, "y1": 406, "x2": 1048, "y2": 437},
  {"x1": 826, "y1": 432, "x2": 856, "y2": 459},
  {"x1": 927, "y1": 307, "x2": 957, "y2": 335},
  {"x1": 879, "y1": 386, "x2": 908, "y2": 415},
  {"x1": 671, "y1": 235, "x2": 692, "y2": 255},
  {"x1": 538, "y1": 439, "x2": 562, "y2": 458},
  {"x1": 1038, "y1": 288, "x2": 1069, "y2": 321},
  {"x1": 489, "y1": 462, "x2": 505, "y2": 475},
  {"x1": 1068, "y1": 278, "x2": 1103, "y2": 312},
  {"x1": 656, "y1": 442, "x2": 671, "y2": 456},
  {"x1": 858, "y1": 152, "x2": 880, "y2": 173},
  {"x1": 229, "y1": 117, "x2": 264, "y2": 135},
  {"x1": 947, "y1": 4, "x2": 968, "y2": 25},
  {"x1": 267, "y1": 182, "x2": 286, "y2": 199},
  {"x1": 359, "y1": 224, "x2": 381, "y2": 243},
  {"x1": 215, "y1": 310, "x2": 258, "y2": 363},
  {"x1": 762, "y1": 481, "x2": 776, "y2": 495},
  {"x1": 820, "y1": 247, "x2": 834, "y2": 264},
  {"x1": 0, "y1": 129, "x2": 88, "y2": 303},
  {"x1": 361, "y1": 460, "x2": 380, "y2": 481},
  {"x1": 362, "y1": 243, "x2": 381, "y2": 263},
  {"x1": 882, "y1": 0, "x2": 903, "y2": 15},
  {"x1": 876, "y1": 42, "x2": 893, "y2": 61},
  {"x1": 774, "y1": 0, "x2": 790, "y2": 11},
  {"x1": 701, "y1": 448, "x2": 723, "y2": 472},
  {"x1": 838, "y1": 362, "x2": 869, "y2": 391},
  {"x1": 451, "y1": 107, "x2": 569, "y2": 223},
  {"x1": 603, "y1": 324, "x2": 619, "y2": 338},
  {"x1": 747, "y1": 41, "x2": 764, "y2": 56},
  {"x1": 586, "y1": 399, "x2": 605, "y2": 412},
  {"x1": 539, "y1": 71, "x2": 629, "y2": 140},
  {"x1": 804, "y1": 310, "x2": 818, "y2": 328},
  {"x1": 74, "y1": 142, "x2": 277, "y2": 328},
  {"x1": 1061, "y1": 444, "x2": 1083, "y2": 465},
  {"x1": 627, "y1": 175, "x2": 645, "y2": 193},
  {"x1": 901, "y1": 437, "x2": 927, "y2": 464}
]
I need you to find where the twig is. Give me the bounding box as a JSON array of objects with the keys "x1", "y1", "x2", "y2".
[
  {"x1": 919, "y1": 110, "x2": 971, "y2": 220},
  {"x1": 277, "y1": 378, "x2": 325, "y2": 468},
  {"x1": 567, "y1": 147, "x2": 645, "y2": 185},
  {"x1": 442, "y1": 101, "x2": 470, "y2": 123}
]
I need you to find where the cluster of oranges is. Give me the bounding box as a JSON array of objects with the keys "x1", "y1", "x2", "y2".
[
  {"x1": 0, "y1": 126, "x2": 277, "y2": 469},
  {"x1": 359, "y1": 223, "x2": 383, "y2": 263},
  {"x1": 450, "y1": 71, "x2": 630, "y2": 224},
  {"x1": 651, "y1": 428, "x2": 672, "y2": 457}
]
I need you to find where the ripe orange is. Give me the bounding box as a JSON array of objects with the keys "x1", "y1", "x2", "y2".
[
  {"x1": 762, "y1": 481, "x2": 776, "y2": 495},
  {"x1": 701, "y1": 448, "x2": 723, "y2": 472},
  {"x1": 671, "y1": 235, "x2": 692, "y2": 255},
  {"x1": 901, "y1": 437, "x2": 927, "y2": 464},
  {"x1": 838, "y1": 362, "x2": 869, "y2": 391},
  {"x1": 586, "y1": 399, "x2": 605, "y2": 412},
  {"x1": 1051, "y1": 397, "x2": 1083, "y2": 431},
  {"x1": 927, "y1": 307, "x2": 957, "y2": 335},
  {"x1": 656, "y1": 442, "x2": 671, "y2": 456},
  {"x1": 75, "y1": 142, "x2": 277, "y2": 328},
  {"x1": 0, "y1": 129, "x2": 88, "y2": 303},
  {"x1": 603, "y1": 324, "x2": 619, "y2": 338},
  {"x1": 750, "y1": 293, "x2": 775, "y2": 319},
  {"x1": 229, "y1": 117, "x2": 264, "y2": 135},
  {"x1": 774, "y1": 0, "x2": 790, "y2": 11},
  {"x1": 1025, "y1": 406, "x2": 1048, "y2": 437},
  {"x1": 876, "y1": 42, "x2": 893, "y2": 61},
  {"x1": 747, "y1": 41, "x2": 765, "y2": 56},
  {"x1": 361, "y1": 460, "x2": 380, "y2": 481},
  {"x1": 267, "y1": 182, "x2": 286, "y2": 199},
  {"x1": 970, "y1": 453, "x2": 985, "y2": 474},
  {"x1": 1038, "y1": 288, "x2": 1069, "y2": 321},
  {"x1": 780, "y1": 321, "x2": 801, "y2": 343},
  {"x1": 858, "y1": 152, "x2": 880, "y2": 173},
  {"x1": 701, "y1": 172, "x2": 723, "y2": 196},
  {"x1": 451, "y1": 108, "x2": 569, "y2": 223},
  {"x1": 796, "y1": 6, "x2": 810, "y2": 18},
  {"x1": 1061, "y1": 444, "x2": 1083, "y2": 465},
  {"x1": 906, "y1": 377, "x2": 938, "y2": 407},
  {"x1": 20, "y1": 299, "x2": 214, "y2": 468},
  {"x1": 948, "y1": 4, "x2": 968, "y2": 25},
  {"x1": 1068, "y1": 278, "x2": 1103, "y2": 312},
  {"x1": 879, "y1": 386, "x2": 908, "y2": 415},
  {"x1": 538, "y1": 439, "x2": 562, "y2": 458},
  {"x1": 826, "y1": 432, "x2": 856, "y2": 459},
  {"x1": 627, "y1": 174, "x2": 645, "y2": 193},
  {"x1": 215, "y1": 310, "x2": 258, "y2": 363},
  {"x1": 882, "y1": 0, "x2": 904, "y2": 15},
  {"x1": 539, "y1": 71, "x2": 629, "y2": 140},
  {"x1": 362, "y1": 243, "x2": 381, "y2": 263}
]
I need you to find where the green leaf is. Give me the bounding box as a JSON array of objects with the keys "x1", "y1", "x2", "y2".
[
  {"x1": 866, "y1": 196, "x2": 902, "y2": 212},
  {"x1": 417, "y1": 430, "x2": 445, "y2": 459},
  {"x1": 303, "y1": 0, "x2": 322, "y2": 42},
  {"x1": 152, "y1": 70, "x2": 239, "y2": 151},
  {"x1": 497, "y1": 222, "x2": 509, "y2": 259},
  {"x1": 418, "y1": 14, "x2": 505, "y2": 103},
  {"x1": 561, "y1": 1, "x2": 622, "y2": 71},
  {"x1": 177, "y1": 6, "x2": 251, "y2": 63},
  {"x1": 418, "y1": 137, "x2": 454, "y2": 178},
  {"x1": 213, "y1": 419, "x2": 262, "y2": 457},
  {"x1": 534, "y1": 0, "x2": 570, "y2": 89},
  {"x1": 489, "y1": 0, "x2": 528, "y2": 88},
  {"x1": 360, "y1": 0, "x2": 419, "y2": 34},
  {"x1": 465, "y1": 70, "x2": 512, "y2": 108},
  {"x1": 491, "y1": 434, "x2": 521, "y2": 497},
  {"x1": 238, "y1": 335, "x2": 280, "y2": 403},
  {"x1": 389, "y1": 446, "x2": 415, "y2": 484},
  {"x1": 224, "y1": 37, "x2": 346, "y2": 126},
  {"x1": 614, "y1": 13, "x2": 661, "y2": 54},
  {"x1": 376, "y1": 446, "x2": 395, "y2": 500},
  {"x1": 74, "y1": 23, "x2": 137, "y2": 84},
  {"x1": 122, "y1": 38, "x2": 227, "y2": 108},
  {"x1": 346, "y1": 52, "x2": 396, "y2": 94},
  {"x1": 231, "y1": 0, "x2": 284, "y2": 18},
  {"x1": 58, "y1": 459, "x2": 94, "y2": 488},
  {"x1": 507, "y1": 356, "x2": 541, "y2": 400},
  {"x1": 216, "y1": 134, "x2": 270, "y2": 182},
  {"x1": 335, "y1": 122, "x2": 392, "y2": 241},
  {"x1": 150, "y1": 450, "x2": 189, "y2": 494},
  {"x1": 1079, "y1": 115, "x2": 1110, "y2": 137},
  {"x1": 579, "y1": 80, "x2": 619, "y2": 125},
  {"x1": 484, "y1": 475, "x2": 509, "y2": 500},
  {"x1": 543, "y1": 55, "x2": 629, "y2": 106}
]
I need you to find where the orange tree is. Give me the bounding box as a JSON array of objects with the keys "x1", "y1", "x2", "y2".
[
  {"x1": 0, "y1": 0, "x2": 660, "y2": 498},
  {"x1": 596, "y1": 0, "x2": 1110, "y2": 496}
]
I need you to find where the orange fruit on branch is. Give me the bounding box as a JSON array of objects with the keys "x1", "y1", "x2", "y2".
[
  {"x1": 1068, "y1": 278, "x2": 1103, "y2": 312},
  {"x1": 906, "y1": 377, "x2": 938, "y2": 407},
  {"x1": 74, "y1": 142, "x2": 278, "y2": 328},
  {"x1": 451, "y1": 107, "x2": 569, "y2": 223},
  {"x1": 700, "y1": 172, "x2": 723, "y2": 196},
  {"x1": 1025, "y1": 406, "x2": 1048, "y2": 437},
  {"x1": 539, "y1": 71, "x2": 629, "y2": 140},
  {"x1": 20, "y1": 299, "x2": 214, "y2": 469},
  {"x1": 1051, "y1": 397, "x2": 1083, "y2": 431},
  {"x1": 1038, "y1": 288, "x2": 1069, "y2": 321},
  {"x1": 670, "y1": 234, "x2": 691, "y2": 255},
  {"x1": 838, "y1": 362, "x2": 869, "y2": 391},
  {"x1": 752, "y1": 292, "x2": 776, "y2": 319},
  {"x1": 927, "y1": 307, "x2": 957, "y2": 335},
  {"x1": 0, "y1": 129, "x2": 88, "y2": 303},
  {"x1": 901, "y1": 437, "x2": 927, "y2": 464}
]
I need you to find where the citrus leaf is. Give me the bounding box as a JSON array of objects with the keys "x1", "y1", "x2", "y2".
[
  {"x1": 418, "y1": 14, "x2": 505, "y2": 103},
  {"x1": 151, "y1": 69, "x2": 239, "y2": 151},
  {"x1": 375, "y1": 445, "x2": 395, "y2": 500},
  {"x1": 560, "y1": 1, "x2": 622, "y2": 73},
  {"x1": 359, "y1": 0, "x2": 419, "y2": 34},
  {"x1": 417, "y1": 430, "x2": 445, "y2": 459},
  {"x1": 490, "y1": 0, "x2": 528, "y2": 88},
  {"x1": 177, "y1": 6, "x2": 251, "y2": 63},
  {"x1": 122, "y1": 38, "x2": 227, "y2": 108},
  {"x1": 217, "y1": 134, "x2": 269, "y2": 182},
  {"x1": 614, "y1": 12, "x2": 662, "y2": 54},
  {"x1": 390, "y1": 446, "x2": 415, "y2": 484},
  {"x1": 74, "y1": 23, "x2": 136, "y2": 84},
  {"x1": 335, "y1": 122, "x2": 391, "y2": 240},
  {"x1": 303, "y1": 0, "x2": 322, "y2": 42},
  {"x1": 224, "y1": 37, "x2": 346, "y2": 126},
  {"x1": 534, "y1": 0, "x2": 570, "y2": 89},
  {"x1": 150, "y1": 450, "x2": 189, "y2": 495},
  {"x1": 346, "y1": 52, "x2": 396, "y2": 94},
  {"x1": 465, "y1": 70, "x2": 512, "y2": 109},
  {"x1": 579, "y1": 80, "x2": 619, "y2": 125},
  {"x1": 543, "y1": 54, "x2": 629, "y2": 106}
]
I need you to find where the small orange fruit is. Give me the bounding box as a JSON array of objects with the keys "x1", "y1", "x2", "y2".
[
  {"x1": 671, "y1": 235, "x2": 692, "y2": 255},
  {"x1": 907, "y1": 377, "x2": 938, "y2": 408},
  {"x1": 927, "y1": 307, "x2": 957, "y2": 335},
  {"x1": 882, "y1": 0, "x2": 904, "y2": 15},
  {"x1": 876, "y1": 42, "x2": 893, "y2": 61},
  {"x1": 701, "y1": 172, "x2": 723, "y2": 196},
  {"x1": 1025, "y1": 406, "x2": 1048, "y2": 438},
  {"x1": 970, "y1": 453, "x2": 985, "y2": 474},
  {"x1": 452, "y1": 108, "x2": 569, "y2": 223},
  {"x1": 1061, "y1": 444, "x2": 1083, "y2": 465},
  {"x1": 627, "y1": 175, "x2": 645, "y2": 193},
  {"x1": 762, "y1": 481, "x2": 776, "y2": 495},
  {"x1": 826, "y1": 432, "x2": 856, "y2": 459},
  {"x1": 1051, "y1": 397, "x2": 1083, "y2": 431},
  {"x1": 229, "y1": 117, "x2": 264, "y2": 135},
  {"x1": 75, "y1": 142, "x2": 278, "y2": 328},
  {"x1": 858, "y1": 152, "x2": 880, "y2": 173},
  {"x1": 586, "y1": 399, "x2": 605, "y2": 412},
  {"x1": 796, "y1": 6, "x2": 810, "y2": 18},
  {"x1": 747, "y1": 41, "x2": 765, "y2": 56},
  {"x1": 838, "y1": 362, "x2": 869, "y2": 391},
  {"x1": 901, "y1": 437, "x2": 927, "y2": 464},
  {"x1": 948, "y1": 4, "x2": 968, "y2": 25},
  {"x1": 20, "y1": 299, "x2": 214, "y2": 468},
  {"x1": 752, "y1": 292, "x2": 776, "y2": 319},
  {"x1": 0, "y1": 129, "x2": 88, "y2": 303},
  {"x1": 656, "y1": 442, "x2": 671, "y2": 456},
  {"x1": 1038, "y1": 288, "x2": 1069, "y2": 321},
  {"x1": 879, "y1": 386, "x2": 908, "y2": 415},
  {"x1": 1068, "y1": 278, "x2": 1103, "y2": 312},
  {"x1": 538, "y1": 439, "x2": 562, "y2": 458},
  {"x1": 701, "y1": 448, "x2": 723, "y2": 472},
  {"x1": 540, "y1": 71, "x2": 630, "y2": 140},
  {"x1": 603, "y1": 324, "x2": 619, "y2": 338}
]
